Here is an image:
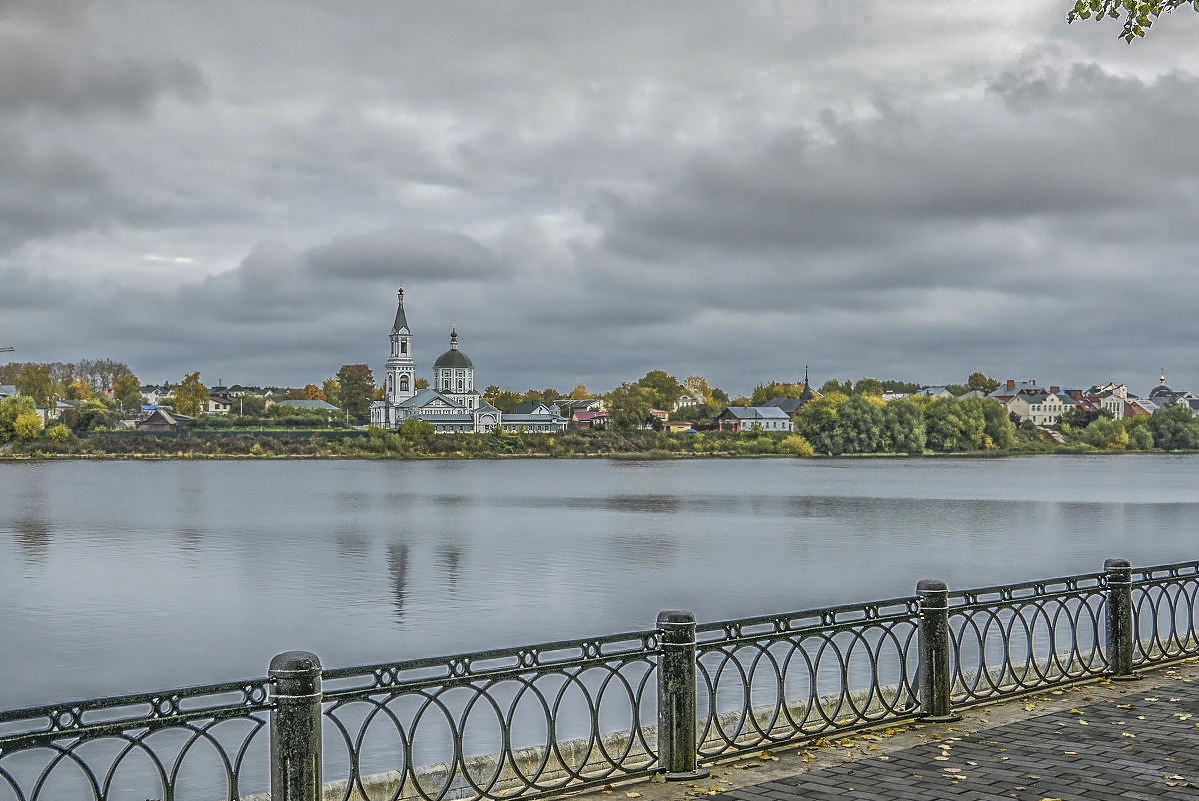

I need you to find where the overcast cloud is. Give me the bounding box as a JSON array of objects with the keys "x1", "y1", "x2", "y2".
[{"x1": 1, "y1": 0, "x2": 1197, "y2": 395}]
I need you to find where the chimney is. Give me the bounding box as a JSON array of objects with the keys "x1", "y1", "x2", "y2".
[
  {"x1": 1006, "y1": 379, "x2": 1015, "y2": 390},
  {"x1": 1051, "y1": 386, "x2": 1060, "y2": 394}
]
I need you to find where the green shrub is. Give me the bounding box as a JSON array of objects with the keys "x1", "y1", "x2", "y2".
[{"x1": 780, "y1": 434, "x2": 815, "y2": 456}]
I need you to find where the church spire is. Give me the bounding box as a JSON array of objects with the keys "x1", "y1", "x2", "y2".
[
  {"x1": 450, "y1": 320, "x2": 458, "y2": 349},
  {"x1": 393, "y1": 287, "x2": 409, "y2": 332}
]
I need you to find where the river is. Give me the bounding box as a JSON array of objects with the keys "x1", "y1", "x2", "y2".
[{"x1": 2, "y1": 455, "x2": 1198, "y2": 708}]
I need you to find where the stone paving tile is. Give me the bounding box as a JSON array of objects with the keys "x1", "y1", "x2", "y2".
[{"x1": 712, "y1": 672, "x2": 1199, "y2": 800}]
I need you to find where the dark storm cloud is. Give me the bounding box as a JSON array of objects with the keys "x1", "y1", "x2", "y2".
[
  {"x1": 175, "y1": 228, "x2": 504, "y2": 326},
  {"x1": 4, "y1": 2, "x2": 1199, "y2": 394},
  {"x1": 0, "y1": 1, "x2": 206, "y2": 115},
  {"x1": 0, "y1": 131, "x2": 116, "y2": 247},
  {"x1": 602, "y1": 61, "x2": 1198, "y2": 261},
  {"x1": 306, "y1": 228, "x2": 506, "y2": 283}
]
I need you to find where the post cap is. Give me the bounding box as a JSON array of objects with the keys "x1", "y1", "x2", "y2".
[
  {"x1": 916, "y1": 579, "x2": 948, "y2": 593},
  {"x1": 1104, "y1": 558, "x2": 1132, "y2": 571},
  {"x1": 657, "y1": 610, "x2": 696, "y2": 627},
  {"x1": 269, "y1": 650, "x2": 322, "y2": 675}
]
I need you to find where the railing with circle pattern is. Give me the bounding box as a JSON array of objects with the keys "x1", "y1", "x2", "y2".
[{"x1": 5, "y1": 560, "x2": 1199, "y2": 801}]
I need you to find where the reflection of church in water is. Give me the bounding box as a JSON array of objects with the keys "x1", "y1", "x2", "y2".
[{"x1": 370, "y1": 289, "x2": 503, "y2": 433}]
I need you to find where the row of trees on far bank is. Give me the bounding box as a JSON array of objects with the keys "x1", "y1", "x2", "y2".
[{"x1": 792, "y1": 393, "x2": 1016, "y2": 454}]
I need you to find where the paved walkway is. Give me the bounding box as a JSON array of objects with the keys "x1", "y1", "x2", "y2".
[{"x1": 588, "y1": 659, "x2": 1199, "y2": 801}]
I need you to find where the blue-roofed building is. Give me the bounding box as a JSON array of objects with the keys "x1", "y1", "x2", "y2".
[{"x1": 715, "y1": 406, "x2": 793, "y2": 433}]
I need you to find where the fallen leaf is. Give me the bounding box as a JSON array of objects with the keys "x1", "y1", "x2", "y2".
[
  {"x1": 626, "y1": 793, "x2": 641, "y2": 798},
  {"x1": 759, "y1": 750, "x2": 778, "y2": 761}
]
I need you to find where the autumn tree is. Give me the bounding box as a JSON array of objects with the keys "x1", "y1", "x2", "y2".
[
  {"x1": 682, "y1": 376, "x2": 715, "y2": 405},
  {"x1": 568, "y1": 384, "x2": 592, "y2": 399},
  {"x1": 883, "y1": 398, "x2": 927, "y2": 454},
  {"x1": 336, "y1": 364, "x2": 375, "y2": 421},
  {"x1": 414, "y1": 378, "x2": 429, "y2": 389},
  {"x1": 398, "y1": 418, "x2": 435, "y2": 442},
  {"x1": 484, "y1": 385, "x2": 524, "y2": 412},
  {"x1": 604, "y1": 383, "x2": 656, "y2": 432},
  {"x1": 112, "y1": 374, "x2": 143, "y2": 412},
  {"x1": 0, "y1": 396, "x2": 37, "y2": 439},
  {"x1": 67, "y1": 399, "x2": 122, "y2": 432},
  {"x1": 63, "y1": 378, "x2": 91, "y2": 401},
  {"x1": 322, "y1": 378, "x2": 341, "y2": 408},
  {"x1": 837, "y1": 395, "x2": 885, "y2": 453},
  {"x1": 750, "y1": 381, "x2": 806, "y2": 406},
  {"x1": 634, "y1": 370, "x2": 683, "y2": 411},
  {"x1": 301, "y1": 384, "x2": 325, "y2": 400},
  {"x1": 853, "y1": 377, "x2": 884, "y2": 397},
  {"x1": 1068, "y1": 0, "x2": 1197, "y2": 41},
  {"x1": 15, "y1": 364, "x2": 55, "y2": 410},
  {"x1": 794, "y1": 393, "x2": 847, "y2": 454},
  {"x1": 819, "y1": 379, "x2": 853, "y2": 396},
  {"x1": 170, "y1": 372, "x2": 209, "y2": 416}
]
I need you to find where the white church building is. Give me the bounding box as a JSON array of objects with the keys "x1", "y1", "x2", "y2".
[
  {"x1": 370, "y1": 289, "x2": 502, "y2": 433},
  {"x1": 369, "y1": 288, "x2": 568, "y2": 434}
]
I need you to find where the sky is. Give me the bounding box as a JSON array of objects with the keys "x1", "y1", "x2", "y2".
[{"x1": 1, "y1": 1, "x2": 1197, "y2": 397}]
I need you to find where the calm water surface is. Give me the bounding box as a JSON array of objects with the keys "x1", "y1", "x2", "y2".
[{"x1": 2, "y1": 455, "x2": 1198, "y2": 707}]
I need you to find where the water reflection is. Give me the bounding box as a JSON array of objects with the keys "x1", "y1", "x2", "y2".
[
  {"x1": 3, "y1": 456, "x2": 1199, "y2": 709},
  {"x1": 438, "y1": 546, "x2": 463, "y2": 591},
  {"x1": 335, "y1": 526, "x2": 370, "y2": 558},
  {"x1": 387, "y1": 543, "x2": 411, "y2": 622},
  {"x1": 176, "y1": 527, "x2": 204, "y2": 553},
  {"x1": 15, "y1": 518, "x2": 52, "y2": 562}
]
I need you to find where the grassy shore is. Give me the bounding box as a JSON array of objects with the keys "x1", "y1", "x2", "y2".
[{"x1": 1, "y1": 425, "x2": 1166, "y2": 459}]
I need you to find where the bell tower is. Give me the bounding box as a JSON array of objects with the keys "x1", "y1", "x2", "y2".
[{"x1": 386, "y1": 288, "x2": 416, "y2": 404}]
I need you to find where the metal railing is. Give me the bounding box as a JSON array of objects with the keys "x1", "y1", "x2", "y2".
[
  {"x1": 3, "y1": 557, "x2": 1198, "y2": 801},
  {"x1": 0, "y1": 678, "x2": 271, "y2": 800}
]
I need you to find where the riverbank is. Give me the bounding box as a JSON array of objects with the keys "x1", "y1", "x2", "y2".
[{"x1": 0, "y1": 426, "x2": 1170, "y2": 459}]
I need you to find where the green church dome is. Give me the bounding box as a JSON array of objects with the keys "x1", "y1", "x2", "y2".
[
  {"x1": 434, "y1": 327, "x2": 472, "y2": 369},
  {"x1": 434, "y1": 348, "x2": 473, "y2": 369}
]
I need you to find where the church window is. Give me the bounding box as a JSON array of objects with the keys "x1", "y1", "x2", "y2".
[
  {"x1": 458, "y1": 379, "x2": 463, "y2": 391},
  {"x1": 401, "y1": 341, "x2": 407, "y2": 354},
  {"x1": 400, "y1": 376, "x2": 409, "y2": 392}
]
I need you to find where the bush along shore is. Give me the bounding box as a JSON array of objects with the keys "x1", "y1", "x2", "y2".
[{"x1": 0, "y1": 421, "x2": 1184, "y2": 459}]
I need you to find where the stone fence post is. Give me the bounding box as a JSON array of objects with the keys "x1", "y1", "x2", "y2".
[
  {"x1": 916, "y1": 579, "x2": 960, "y2": 721},
  {"x1": 270, "y1": 651, "x2": 324, "y2": 801},
  {"x1": 1104, "y1": 558, "x2": 1140, "y2": 680},
  {"x1": 657, "y1": 610, "x2": 709, "y2": 780}
]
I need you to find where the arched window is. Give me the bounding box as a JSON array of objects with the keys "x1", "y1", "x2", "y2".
[
  {"x1": 458, "y1": 379, "x2": 464, "y2": 391},
  {"x1": 399, "y1": 375, "x2": 409, "y2": 392}
]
